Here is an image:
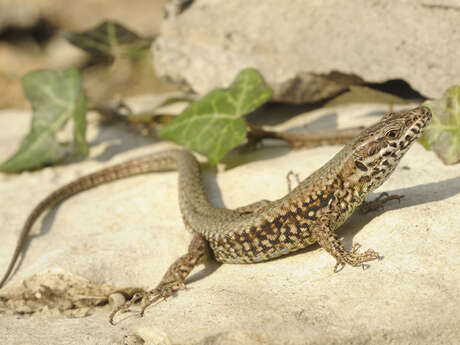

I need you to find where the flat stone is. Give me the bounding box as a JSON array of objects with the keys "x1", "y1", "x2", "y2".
[{"x1": 0, "y1": 102, "x2": 459, "y2": 344}]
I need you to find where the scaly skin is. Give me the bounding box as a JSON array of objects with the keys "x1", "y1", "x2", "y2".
[{"x1": 0, "y1": 106, "x2": 432, "y2": 323}]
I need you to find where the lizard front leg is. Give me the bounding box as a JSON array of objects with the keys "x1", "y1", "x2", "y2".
[
  {"x1": 312, "y1": 218, "x2": 381, "y2": 272},
  {"x1": 109, "y1": 233, "x2": 209, "y2": 324}
]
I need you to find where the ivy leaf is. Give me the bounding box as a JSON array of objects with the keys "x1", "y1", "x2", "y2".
[
  {"x1": 0, "y1": 68, "x2": 88, "y2": 173},
  {"x1": 63, "y1": 20, "x2": 154, "y2": 63},
  {"x1": 420, "y1": 86, "x2": 460, "y2": 165},
  {"x1": 158, "y1": 68, "x2": 273, "y2": 165}
]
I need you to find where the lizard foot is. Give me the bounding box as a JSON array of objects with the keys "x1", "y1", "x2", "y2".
[
  {"x1": 313, "y1": 222, "x2": 382, "y2": 272},
  {"x1": 359, "y1": 192, "x2": 404, "y2": 214},
  {"x1": 109, "y1": 280, "x2": 185, "y2": 324},
  {"x1": 109, "y1": 234, "x2": 209, "y2": 324},
  {"x1": 286, "y1": 170, "x2": 301, "y2": 192},
  {"x1": 333, "y1": 242, "x2": 382, "y2": 272}
]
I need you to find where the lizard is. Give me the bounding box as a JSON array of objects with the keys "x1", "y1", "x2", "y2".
[{"x1": 0, "y1": 105, "x2": 432, "y2": 323}]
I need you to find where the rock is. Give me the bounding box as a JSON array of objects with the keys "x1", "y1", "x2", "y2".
[
  {"x1": 0, "y1": 101, "x2": 459, "y2": 344},
  {"x1": 153, "y1": 0, "x2": 460, "y2": 103},
  {"x1": 195, "y1": 331, "x2": 263, "y2": 345}
]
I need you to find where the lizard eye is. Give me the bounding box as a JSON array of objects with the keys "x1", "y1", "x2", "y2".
[{"x1": 386, "y1": 129, "x2": 398, "y2": 138}]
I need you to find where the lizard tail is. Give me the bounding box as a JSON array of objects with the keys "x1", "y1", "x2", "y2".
[{"x1": 0, "y1": 149, "x2": 199, "y2": 288}]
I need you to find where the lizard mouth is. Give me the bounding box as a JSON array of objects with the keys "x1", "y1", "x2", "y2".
[{"x1": 410, "y1": 105, "x2": 432, "y2": 131}]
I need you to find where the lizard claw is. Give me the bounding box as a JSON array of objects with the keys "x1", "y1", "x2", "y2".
[
  {"x1": 109, "y1": 234, "x2": 208, "y2": 324},
  {"x1": 109, "y1": 290, "x2": 145, "y2": 325},
  {"x1": 109, "y1": 280, "x2": 187, "y2": 324},
  {"x1": 333, "y1": 262, "x2": 345, "y2": 273}
]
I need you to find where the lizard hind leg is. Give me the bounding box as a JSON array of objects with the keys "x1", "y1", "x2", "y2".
[
  {"x1": 109, "y1": 233, "x2": 210, "y2": 324},
  {"x1": 312, "y1": 221, "x2": 381, "y2": 272},
  {"x1": 359, "y1": 192, "x2": 404, "y2": 214},
  {"x1": 235, "y1": 169, "x2": 302, "y2": 216},
  {"x1": 235, "y1": 169, "x2": 301, "y2": 216}
]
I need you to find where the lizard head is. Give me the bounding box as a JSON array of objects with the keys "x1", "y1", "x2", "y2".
[{"x1": 348, "y1": 105, "x2": 432, "y2": 192}]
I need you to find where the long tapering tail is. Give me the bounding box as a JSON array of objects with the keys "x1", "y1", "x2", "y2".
[{"x1": 0, "y1": 150, "x2": 192, "y2": 288}]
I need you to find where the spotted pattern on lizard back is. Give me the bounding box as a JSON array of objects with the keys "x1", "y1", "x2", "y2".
[{"x1": 208, "y1": 106, "x2": 432, "y2": 263}]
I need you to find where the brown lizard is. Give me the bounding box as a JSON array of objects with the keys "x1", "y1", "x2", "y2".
[{"x1": 0, "y1": 106, "x2": 432, "y2": 323}]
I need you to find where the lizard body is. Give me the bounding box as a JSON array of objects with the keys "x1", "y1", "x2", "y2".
[{"x1": 0, "y1": 106, "x2": 432, "y2": 321}]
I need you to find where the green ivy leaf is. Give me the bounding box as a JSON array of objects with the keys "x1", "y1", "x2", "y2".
[
  {"x1": 63, "y1": 20, "x2": 154, "y2": 63},
  {"x1": 159, "y1": 68, "x2": 273, "y2": 165},
  {"x1": 420, "y1": 86, "x2": 460, "y2": 165},
  {"x1": 0, "y1": 68, "x2": 88, "y2": 173}
]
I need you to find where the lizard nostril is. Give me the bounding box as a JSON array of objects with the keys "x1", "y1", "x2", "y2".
[{"x1": 419, "y1": 106, "x2": 432, "y2": 117}]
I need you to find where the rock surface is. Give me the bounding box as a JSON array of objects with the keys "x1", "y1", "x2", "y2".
[
  {"x1": 153, "y1": 0, "x2": 460, "y2": 102},
  {"x1": 0, "y1": 101, "x2": 459, "y2": 344}
]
